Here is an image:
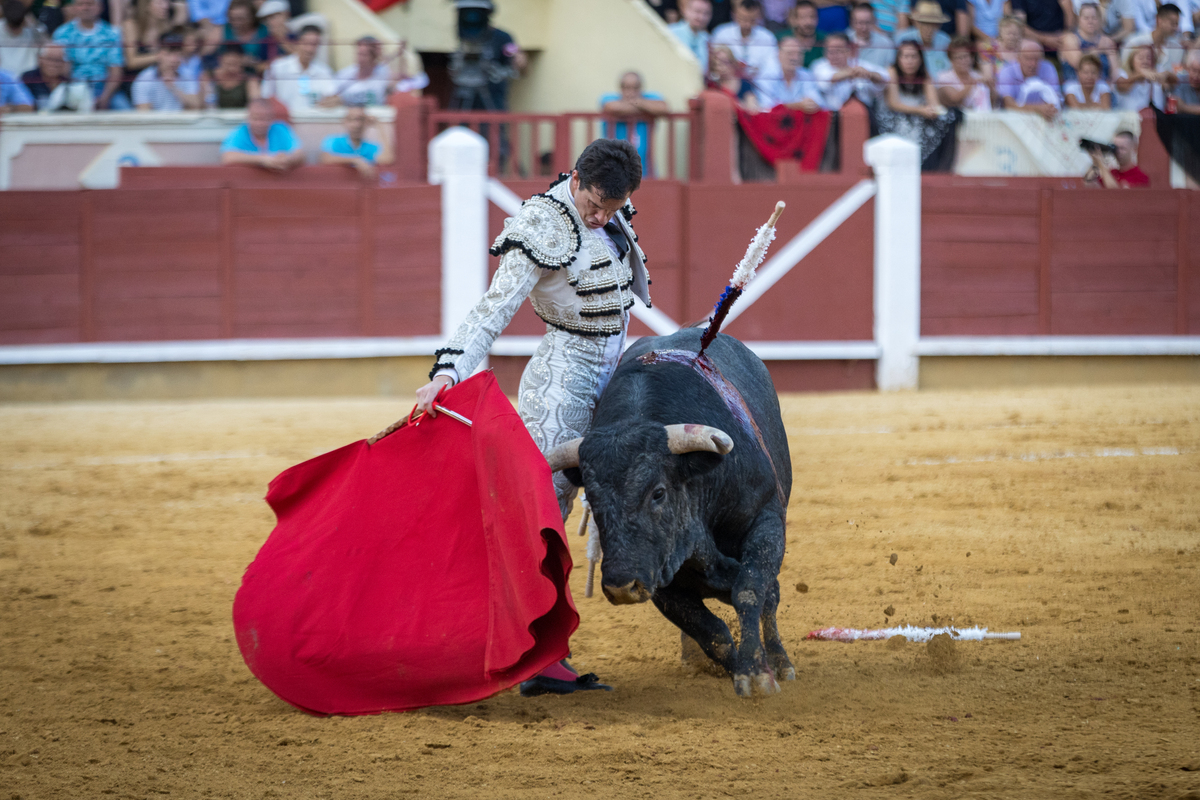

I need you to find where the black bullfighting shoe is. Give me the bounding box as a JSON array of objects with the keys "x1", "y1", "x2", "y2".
[{"x1": 519, "y1": 659, "x2": 613, "y2": 697}]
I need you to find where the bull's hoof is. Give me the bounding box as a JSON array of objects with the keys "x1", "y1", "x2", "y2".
[
  {"x1": 778, "y1": 666, "x2": 796, "y2": 681},
  {"x1": 733, "y1": 671, "x2": 781, "y2": 697}
]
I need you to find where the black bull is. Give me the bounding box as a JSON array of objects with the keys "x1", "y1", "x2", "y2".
[{"x1": 545, "y1": 329, "x2": 794, "y2": 697}]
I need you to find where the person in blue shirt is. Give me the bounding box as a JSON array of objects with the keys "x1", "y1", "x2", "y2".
[
  {"x1": 599, "y1": 71, "x2": 668, "y2": 174},
  {"x1": 1, "y1": 67, "x2": 34, "y2": 111},
  {"x1": 319, "y1": 104, "x2": 394, "y2": 180},
  {"x1": 220, "y1": 98, "x2": 305, "y2": 171}
]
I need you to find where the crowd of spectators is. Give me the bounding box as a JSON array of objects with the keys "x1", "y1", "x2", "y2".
[
  {"x1": 0, "y1": 0, "x2": 427, "y2": 112},
  {"x1": 641, "y1": 0, "x2": 1200, "y2": 176}
]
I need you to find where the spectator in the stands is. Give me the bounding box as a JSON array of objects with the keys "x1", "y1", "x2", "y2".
[
  {"x1": 132, "y1": 30, "x2": 200, "y2": 108},
  {"x1": 1059, "y1": 2, "x2": 1116, "y2": 80},
  {"x1": 121, "y1": 0, "x2": 186, "y2": 85},
  {"x1": 929, "y1": 0, "x2": 969, "y2": 37},
  {"x1": 262, "y1": 23, "x2": 334, "y2": 110},
  {"x1": 646, "y1": 0, "x2": 681, "y2": 24},
  {"x1": 1010, "y1": 0, "x2": 1072, "y2": 50},
  {"x1": 873, "y1": 0, "x2": 911, "y2": 34},
  {"x1": 1084, "y1": 129, "x2": 1149, "y2": 186},
  {"x1": 0, "y1": 64, "x2": 34, "y2": 110},
  {"x1": 756, "y1": 35, "x2": 823, "y2": 109},
  {"x1": 896, "y1": 1, "x2": 953, "y2": 74},
  {"x1": 814, "y1": 0, "x2": 851, "y2": 35},
  {"x1": 320, "y1": 104, "x2": 393, "y2": 179},
  {"x1": 937, "y1": 35, "x2": 993, "y2": 108},
  {"x1": 998, "y1": 38, "x2": 1061, "y2": 118},
  {"x1": 334, "y1": 36, "x2": 393, "y2": 106},
  {"x1": 848, "y1": 3, "x2": 895, "y2": 68},
  {"x1": 991, "y1": 14, "x2": 1025, "y2": 63},
  {"x1": 756, "y1": 0, "x2": 794, "y2": 32},
  {"x1": 1112, "y1": 38, "x2": 1168, "y2": 109},
  {"x1": 712, "y1": 0, "x2": 780, "y2": 78},
  {"x1": 220, "y1": 96, "x2": 304, "y2": 169},
  {"x1": 256, "y1": 0, "x2": 292, "y2": 59},
  {"x1": 810, "y1": 30, "x2": 888, "y2": 107},
  {"x1": 1122, "y1": 4, "x2": 1185, "y2": 73},
  {"x1": 1063, "y1": 51, "x2": 1112, "y2": 105},
  {"x1": 178, "y1": 21, "x2": 204, "y2": 80},
  {"x1": 781, "y1": 0, "x2": 826, "y2": 66},
  {"x1": 52, "y1": 0, "x2": 130, "y2": 110},
  {"x1": 968, "y1": 0, "x2": 1005, "y2": 41},
  {"x1": 669, "y1": 0, "x2": 713, "y2": 74},
  {"x1": 600, "y1": 70, "x2": 668, "y2": 167},
  {"x1": 201, "y1": 42, "x2": 256, "y2": 106},
  {"x1": 875, "y1": 39, "x2": 962, "y2": 170},
  {"x1": 22, "y1": 42, "x2": 74, "y2": 109},
  {"x1": 220, "y1": 0, "x2": 269, "y2": 72},
  {"x1": 708, "y1": 43, "x2": 761, "y2": 108},
  {"x1": 1171, "y1": 47, "x2": 1200, "y2": 113},
  {"x1": 1, "y1": 0, "x2": 46, "y2": 76}
]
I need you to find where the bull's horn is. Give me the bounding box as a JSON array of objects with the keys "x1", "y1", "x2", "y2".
[
  {"x1": 664, "y1": 425, "x2": 734, "y2": 456},
  {"x1": 544, "y1": 438, "x2": 583, "y2": 471}
]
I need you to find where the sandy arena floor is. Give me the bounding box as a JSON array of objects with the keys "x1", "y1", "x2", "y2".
[{"x1": 1, "y1": 384, "x2": 1199, "y2": 799}]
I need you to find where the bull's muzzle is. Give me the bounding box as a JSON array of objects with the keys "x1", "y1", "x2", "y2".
[{"x1": 601, "y1": 580, "x2": 652, "y2": 605}]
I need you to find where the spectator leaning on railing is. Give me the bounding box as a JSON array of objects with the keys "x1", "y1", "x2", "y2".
[
  {"x1": 712, "y1": 0, "x2": 780, "y2": 79},
  {"x1": 1, "y1": 63, "x2": 34, "y2": 111},
  {"x1": 668, "y1": 0, "x2": 713, "y2": 74},
  {"x1": 220, "y1": 97, "x2": 305, "y2": 171},
  {"x1": 262, "y1": 24, "x2": 336, "y2": 111},
  {"x1": 875, "y1": 38, "x2": 961, "y2": 170},
  {"x1": 22, "y1": 42, "x2": 74, "y2": 110},
  {"x1": 52, "y1": 0, "x2": 131, "y2": 110},
  {"x1": 756, "y1": 35, "x2": 824, "y2": 111},
  {"x1": 708, "y1": 43, "x2": 761, "y2": 109},
  {"x1": 937, "y1": 35, "x2": 994, "y2": 109},
  {"x1": 132, "y1": 30, "x2": 200, "y2": 109},
  {"x1": 847, "y1": 3, "x2": 895, "y2": 69},
  {"x1": 998, "y1": 38, "x2": 1062, "y2": 118},
  {"x1": 1, "y1": 0, "x2": 47, "y2": 77},
  {"x1": 319, "y1": 104, "x2": 394, "y2": 180},
  {"x1": 1063, "y1": 51, "x2": 1113, "y2": 106},
  {"x1": 600, "y1": 70, "x2": 668, "y2": 169}
]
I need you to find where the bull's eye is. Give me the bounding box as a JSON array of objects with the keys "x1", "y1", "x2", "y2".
[{"x1": 651, "y1": 486, "x2": 666, "y2": 502}]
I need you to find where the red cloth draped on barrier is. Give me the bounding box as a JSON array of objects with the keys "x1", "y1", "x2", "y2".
[
  {"x1": 736, "y1": 106, "x2": 832, "y2": 169},
  {"x1": 363, "y1": 0, "x2": 407, "y2": 11},
  {"x1": 232, "y1": 372, "x2": 578, "y2": 715}
]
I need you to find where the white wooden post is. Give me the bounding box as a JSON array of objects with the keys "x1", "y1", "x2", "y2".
[
  {"x1": 429, "y1": 127, "x2": 489, "y2": 342},
  {"x1": 864, "y1": 135, "x2": 921, "y2": 391}
]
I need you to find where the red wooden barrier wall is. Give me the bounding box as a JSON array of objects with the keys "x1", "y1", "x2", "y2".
[{"x1": 921, "y1": 178, "x2": 1198, "y2": 336}]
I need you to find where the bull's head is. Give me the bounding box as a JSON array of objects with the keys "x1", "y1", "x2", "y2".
[{"x1": 545, "y1": 422, "x2": 733, "y2": 605}]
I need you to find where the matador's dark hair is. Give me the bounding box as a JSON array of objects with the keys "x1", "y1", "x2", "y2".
[{"x1": 574, "y1": 139, "x2": 642, "y2": 202}]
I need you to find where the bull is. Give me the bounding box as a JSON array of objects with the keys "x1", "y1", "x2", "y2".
[{"x1": 546, "y1": 328, "x2": 793, "y2": 697}]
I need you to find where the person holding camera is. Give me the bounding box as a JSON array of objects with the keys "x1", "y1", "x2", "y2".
[{"x1": 1083, "y1": 130, "x2": 1149, "y2": 187}]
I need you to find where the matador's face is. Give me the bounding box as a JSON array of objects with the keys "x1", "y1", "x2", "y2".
[{"x1": 569, "y1": 171, "x2": 629, "y2": 230}]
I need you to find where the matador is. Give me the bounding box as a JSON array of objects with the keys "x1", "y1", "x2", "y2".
[{"x1": 415, "y1": 138, "x2": 652, "y2": 518}]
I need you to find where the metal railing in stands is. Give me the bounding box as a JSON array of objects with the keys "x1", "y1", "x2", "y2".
[{"x1": 424, "y1": 103, "x2": 700, "y2": 182}]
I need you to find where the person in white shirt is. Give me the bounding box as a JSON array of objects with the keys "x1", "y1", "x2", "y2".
[
  {"x1": 0, "y1": 0, "x2": 46, "y2": 76},
  {"x1": 756, "y1": 35, "x2": 824, "y2": 110},
  {"x1": 668, "y1": 0, "x2": 713, "y2": 74},
  {"x1": 935, "y1": 34, "x2": 994, "y2": 109},
  {"x1": 711, "y1": 0, "x2": 780, "y2": 79},
  {"x1": 809, "y1": 31, "x2": 889, "y2": 109},
  {"x1": 262, "y1": 24, "x2": 337, "y2": 111},
  {"x1": 1062, "y1": 52, "x2": 1113, "y2": 106},
  {"x1": 335, "y1": 36, "x2": 393, "y2": 106}
]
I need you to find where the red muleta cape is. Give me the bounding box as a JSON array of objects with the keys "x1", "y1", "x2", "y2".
[{"x1": 232, "y1": 372, "x2": 579, "y2": 715}]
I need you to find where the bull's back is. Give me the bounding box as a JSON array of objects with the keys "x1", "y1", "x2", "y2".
[{"x1": 602, "y1": 330, "x2": 791, "y2": 496}]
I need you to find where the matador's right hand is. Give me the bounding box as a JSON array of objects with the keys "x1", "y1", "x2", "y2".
[{"x1": 414, "y1": 374, "x2": 454, "y2": 418}]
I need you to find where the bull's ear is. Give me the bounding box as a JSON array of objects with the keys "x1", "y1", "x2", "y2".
[
  {"x1": 562, "y1": 467, "x2": 584, "y2": 487},
  {"x1": 676, "y1": 450, "x2": 724, "y2": 482}
]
